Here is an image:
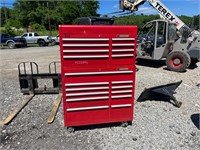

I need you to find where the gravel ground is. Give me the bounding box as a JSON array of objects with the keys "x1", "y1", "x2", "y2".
[{"x1": 0, "y1": 46, "x2": 199, "y2": 150}]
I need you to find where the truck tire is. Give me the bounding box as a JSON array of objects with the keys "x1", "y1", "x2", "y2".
[
  {"x1": 7, "y1": 41, "x2": 15, "y2": 49},
  {"x1": 38, "y1": 40, "x2": 45, "y2": 47},
  {"x1": 166, "y1": 51, "x2": 191, "y2": 72},
  {"x1": 52, "y1": 40, "x2": 56, "y2": 46}
]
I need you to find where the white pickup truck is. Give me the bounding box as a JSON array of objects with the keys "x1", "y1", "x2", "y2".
[
  {"x1": 51, "y1": 34, "x2": 60, "y2": 45},
  {"x1": 17, "y1": 32, "x2": 50, "y2": 47}
]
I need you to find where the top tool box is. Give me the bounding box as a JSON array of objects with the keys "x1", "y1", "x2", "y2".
[{"x1": 59, "y1": 25, "x2": 137, "y2": 127}]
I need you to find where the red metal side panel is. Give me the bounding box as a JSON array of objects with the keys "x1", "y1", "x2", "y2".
[{"x1": 59, "y1": 25, "x2": 137, "y2": 127}]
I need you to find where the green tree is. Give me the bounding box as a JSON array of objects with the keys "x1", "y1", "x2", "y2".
[
  {"x1": 193, "y1": 15, "x2": 200, "y2": 30},
  {"x1": 114, "y1": 14, "x2": 160, "y2": 30},
  {"x1": 179, "y1": 15, "x2": 193, "y2": 27},
  {"x1": 114, "y1": 14, "x2": 200, "y2": 31},
  {"x1": 0, "y1": 7, "x2": 11, "y2": 27},
  {"x1": 11, "y1": 0, "x2": 99, "y2": 30},
  {"x1": 80, "y1": 1, "x2": 99, "y2": 17}
]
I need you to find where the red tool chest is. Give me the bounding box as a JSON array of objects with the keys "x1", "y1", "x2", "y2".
[{"x1": 59, "y1": 25, "x2": 137, "y2": 127}]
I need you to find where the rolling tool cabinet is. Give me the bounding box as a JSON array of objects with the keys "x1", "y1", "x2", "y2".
[{"x1": 59, "y1": 25, "x2": 137, "y2": 127}]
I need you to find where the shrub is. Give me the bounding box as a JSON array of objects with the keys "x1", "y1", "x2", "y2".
[
  {"x1": 7, "y1": 19, "x2": 22, "y2": 29},
  {"x1": 32, "y1": 23, "x2": 46, "y2": 31},
  {"x1": 1, "y1": 24, "x2": 16, "y2": 36}
]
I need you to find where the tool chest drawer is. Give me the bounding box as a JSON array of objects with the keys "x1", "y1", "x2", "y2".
[{"x1": 59, "y1": 25, "x2": 137, "y2": 127}]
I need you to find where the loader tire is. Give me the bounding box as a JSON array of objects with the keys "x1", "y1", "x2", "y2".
[
  {"x1": 51, "y1": 40, "x2": 56, "y2": 46},
  {"x1": 166, "y1": 51, "x2": 191, "y2": 72}
]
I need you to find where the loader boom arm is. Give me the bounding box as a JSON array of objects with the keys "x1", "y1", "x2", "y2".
[{"x1": 120, "y1": 0, "x2": 192, "y2": 36}]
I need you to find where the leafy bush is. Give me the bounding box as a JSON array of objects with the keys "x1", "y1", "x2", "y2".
[
  {"x1": 1, "y1": 24, "x2": 16, "y2": 36},
  {"x1": 7, "y1": 19, "x2": 22, "y2": 28},
  {"x1": 1, "y1": 24, "x2": 26, "y2": 37},
  {"x1": 32, "y1": 23, "x2": 46, "y2": 31}
]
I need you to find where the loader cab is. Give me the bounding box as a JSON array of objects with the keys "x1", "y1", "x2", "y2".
[{"x1": 137, "y1": 19, "x2": 177, "y2": 60}]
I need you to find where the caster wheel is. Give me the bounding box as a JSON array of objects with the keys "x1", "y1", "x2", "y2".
[
  {"x1": 176, "y1": 102, "x2": 182, "y2": 108},
  {"x1": 120, "y1": 121, "x2": 128, "y2": 127},
  {"x1": 67, "y1": 127, "x2": 74, "y2": 133}
]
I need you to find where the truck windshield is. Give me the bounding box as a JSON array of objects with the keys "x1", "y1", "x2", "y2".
[
  {"x1": 22, "y1": 34, "x2": 27, "y2": 37},
  {"x1": 3, "y1": 34, "x2": 10, "y2": 38},
  {"x1": 35, "y1": 33, "x2": 39, "y2": 36}
]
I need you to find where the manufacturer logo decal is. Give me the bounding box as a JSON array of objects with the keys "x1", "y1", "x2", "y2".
[{"x1": 155, "y1": 2, "x2": 176, "y2": 22}]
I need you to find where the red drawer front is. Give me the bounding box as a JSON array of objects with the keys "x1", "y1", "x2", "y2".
[
  {"x1": 59, "y1": 25, "x2": 137, "y2": 68},
  {"x1": 62, "y1": 68, "x2": 135, "y2": 126}
]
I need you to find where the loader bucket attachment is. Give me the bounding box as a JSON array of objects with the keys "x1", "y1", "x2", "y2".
[
  {"x1": 137, "y1": 81, "x2": 182, "y2": 108},
  {"x1": 191, "y1": 113, "x2": 200, "y2": 130}
]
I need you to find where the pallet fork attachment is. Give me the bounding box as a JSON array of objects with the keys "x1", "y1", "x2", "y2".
[
  {"x1": 3, "y1": 62, "x2": 62, "y2": 125},
  {"x1": 3, "y1": 94, "x2": 34, "y2": 125},
  {"x1": 137, "y1": 81, "x2": 182, "y2": 108}
]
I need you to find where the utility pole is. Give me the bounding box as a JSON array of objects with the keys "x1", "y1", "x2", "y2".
[
  {"x1": 191, "y1": 15, "x2": 194, "y2": 29},
  {"x1": 2, "y1": 0, "x2": 8, "y2": 24},
  {"x1": 47, "y1": 1, "x2": 52, "y2": 37}
]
